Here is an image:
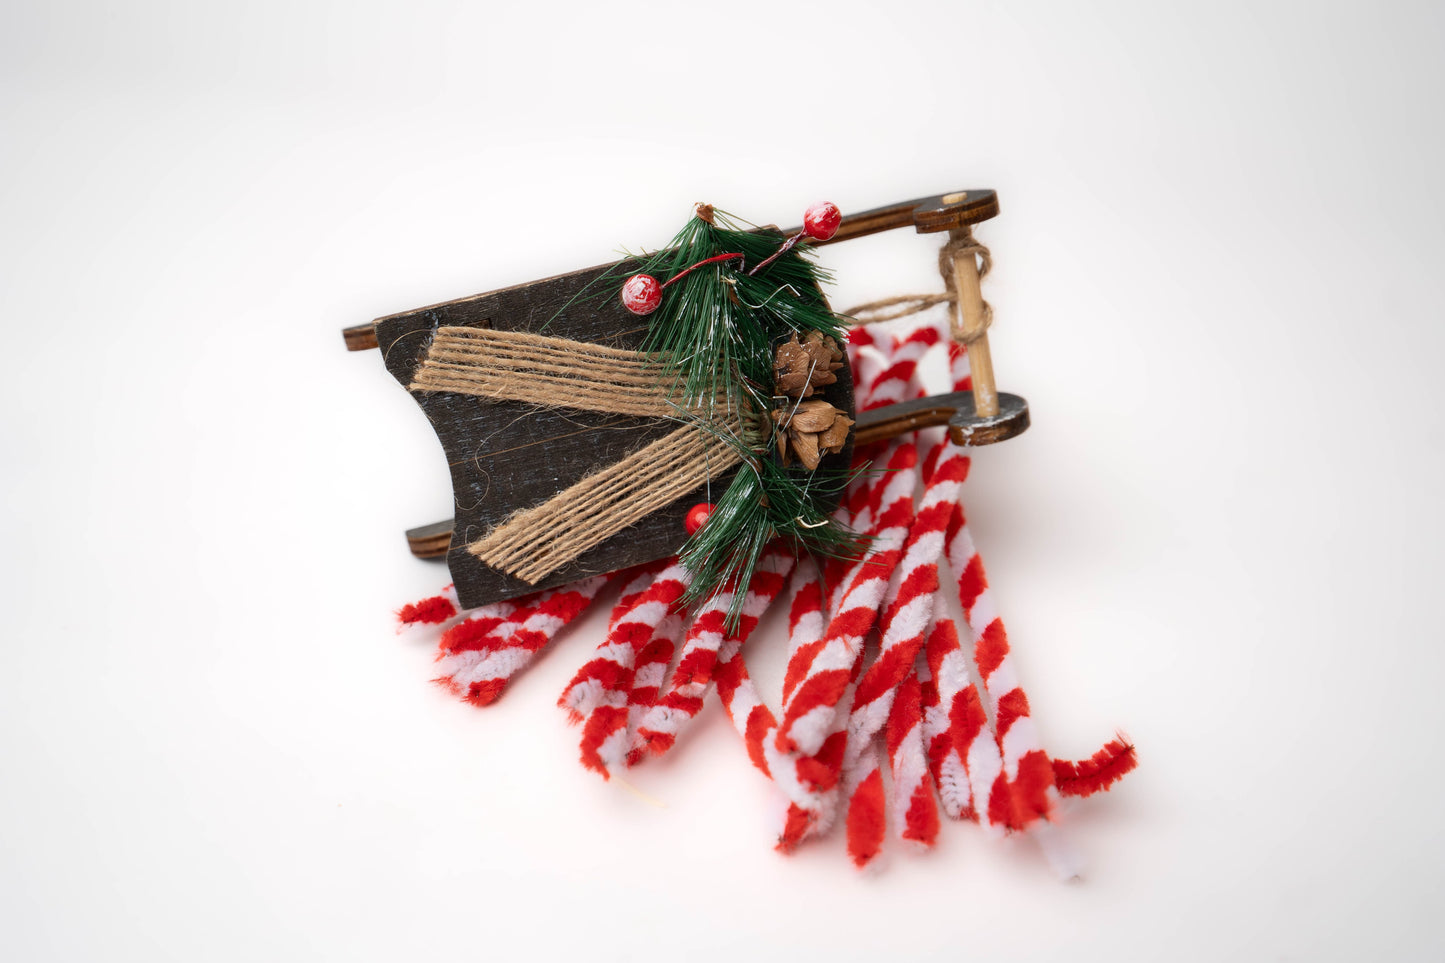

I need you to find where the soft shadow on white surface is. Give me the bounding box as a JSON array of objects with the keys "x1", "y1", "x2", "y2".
[{"x1": 2, "y1": 2, "x2": 1443, "y2": 961}]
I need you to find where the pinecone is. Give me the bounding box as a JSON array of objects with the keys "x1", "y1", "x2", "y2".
[
  {"x1": 773, "y1": 331, "x2": 844, "y2": 399},
  {"x1": 772, "y1": 399, "x2": 853, "y2": 470}
]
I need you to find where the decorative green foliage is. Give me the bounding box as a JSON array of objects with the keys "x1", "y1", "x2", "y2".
[{"x1": 635, "y1": 209, "x2": 863, "y2": 629}]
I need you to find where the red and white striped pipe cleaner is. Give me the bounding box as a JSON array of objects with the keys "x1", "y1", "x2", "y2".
[
  {"x1": 569, "y1": 561, "x2": 692, "y2": 776},
  {"x1": 632, "y1": 547, "x2": 795, "y2": 762},
  {"x1": 769, "y1": 324, "x2": 934, "y2": 758},
  {"x1": 839, "y1": 433, "x2": 965, "y2": 862},
  {"x1": 711, "y1": 569, "x2": 817, "y2": 784},
  {"x1": 716, "y1": 557, "x2": 855, "y2": 848},
  {"x1": 758, "y1": 328, "x2": 925, "y2": 846},
  {"x1": 773, "y1": 439, "x2": 917, "y2": 758},
  {"x1": 558, "y1": 563, "x2": 663, "y2": 723},
  {"x1": 912, "y1": 332, "x2": 1001, "y2": 829},
  {"x1": 922, "y1": 592, "x2": 999, "y2": 828},
  {"x1": 396, "y1": 583, "x2": 465, "y2": 630},
  {"x1": 887, "y1": 664, "x2": 940, "y2": 848},
  {"x1": 834, "y1": 328, "x2": 948, "y2": 858},
  {"x1": 622, "y1": 622, "x2": 683, "y2": 763},
  {"x1": 425, "y1": 597, "x2": 518, "y2": 657},
  {"x1": 844, "y1": 739, "x2": 889, "y2": 867},
  {"x1": 941, "y1": 335, "x2": 1131, "y2": 831},
  {"x1": 948, "y1": 504, "x2": 1058, "y2": 829},
  {"x1": 1052, "y1": 736, "x2": 1138, "y2": 798},
  {"x1": 900, "y1": 428, "x2": 995, "y2": 829},
  {"x1": 619, "y1": 565, "x2": 697, "y2": 768},
  {"x1": 842, "y1": 434, "x2": 965, "y2": 798},
  {"x1": 713, "y1": 309, "x2": 909, "y2": 840},
  {"x1": 433, "y1": 575, "x2": 611, "y2": 708}
]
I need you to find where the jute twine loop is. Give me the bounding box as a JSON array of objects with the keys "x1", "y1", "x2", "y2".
[
  {"x1": 411, "y1": 327, "x2": 676, "y2": 418},
  {"x1": 841, "y1": 226, "x2": 994, "y2": 346},
  {"x1": 471, "y1": 422, "x2": 740, "y2": 583},
  {"x1": 408, "y1": 326, "x2": 741, "y2": 583}
]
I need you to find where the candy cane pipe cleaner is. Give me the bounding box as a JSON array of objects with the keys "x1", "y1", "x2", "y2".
[
  {"x1": 951, "y1": 331, "x2": 1130, "y2": 819},
  {"x1": 768, "y1": 330, "x2": 930, "y2": 838},
  {"x1": 774, "y1": 622, "x2": 858, "y2": 847},
  {"x1": 720, "y1": 326, "x2": 948, "y2": 852},
  {"x1": 911, "y1": 478, "x2": 976, "y2": 824},
  {"x1": 620, "y1": 568, "x2": 695, "y2": 768},
  {"x1": 904, "y1": 331, "x2": 969, "y2": 820},
  {"x1": 922, "y1": 592, "x2": 1000, "y2": 829},
  {"x1": 396, "y1": 583, "x2": 463, "y2": 628},
  {"x1": 558, "y1": 563, "x2": 664, "y2": 723},
  {"x1": 614, "y1": 613, "x2": 689, "y2": 771},
  {"x1": 779, "y1": 560, "x2": 829, "y2": 710},
  {"x1": 886, "y1": 666, "x2": 939, "y2": 849},
  {"x1": 774, "y1": 321, "x2": 930, "y2": 740},
  {"x1": 920, "y1": 676, "x2": 972, "y2": 820},
  {"x1": 934, "y1": 328, "x2": 1016, "y2": 830},
  {"x1": 762, "y1": 427, "x2": 895, "y2": 807},
  {"x1": 572, "y1": 561, "x2": 692, "y2": 776},
  {"x1": 716, "y1": 557, "x2": 852, "y2": 848},
  {"x1": 949, "y1": 496, "x2": 1058, "y2": 829},
  {"x1": 632, "y1": 547, "x2": 795, "y2": 761},
  {"x1": 773, "y1": 440, "x2": 917, "y2": 757},
  {"x1": 431, "y1": 598, "x2": 521, "y2": 658},
  {"x1": 836, "y1": 483, "x2": 937, "y2": 849},
  {"x1": 713, "y1": 635, "x2": 778, "y2": 778},
  {"x1": 831, "y1": 325, "x2": 901, "y2": 539},
  {"x1": 839, "y1": 322, "x2": 938, "y2": 539},
  {"x1": 845, "y1": 325, "x2": 888, "y2": 403},
  {"x1": 941, "y1": 330, "x2": 1054, "y2": 829},
  {"x1": 843, "y1": 433, "x2": 967, "y2": 779},
  {"x1": 771, "y1": 562, "x2": 853, "y2": 845},
  {"x1": 1052, "y1": 736, "x2": 1138, "y2": 798},
  {"x1": 843, "y1": 740, "x2": 888, "y2": 868},
  {"x1": 867, "y1": 323, "x2": 940, "y2": 411},
  {"x1": 624, "y1": 627, "x2": 678, "y2": 738},
  {"x1": 433, "y1": 575, "x2": 611, "y2": 708},
  {"x1": 838, "y1": 433, "x2": 963, "y2": 860}
]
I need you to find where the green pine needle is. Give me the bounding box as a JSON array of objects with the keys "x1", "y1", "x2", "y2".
[{"x1": 636, "y1": 208, "x2": 864, "y2": 630}]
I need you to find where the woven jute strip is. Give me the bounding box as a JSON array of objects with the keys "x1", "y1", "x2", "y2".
[
  {"x1": 469, "y1": 423, "x2": 741, "y2": 583},
  {"x1": 411, "y1": 326, "x2": 676, "y2": 419},
  {"x1": 408, "y1": 326, "x2": 741, "y2": 583}
]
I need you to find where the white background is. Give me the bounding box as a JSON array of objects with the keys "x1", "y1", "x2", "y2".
[{"x1": 3, "y1": 1, "x2": 1443, "y2": 960}]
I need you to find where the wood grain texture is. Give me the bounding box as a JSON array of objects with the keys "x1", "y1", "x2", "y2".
[
  {"x1": 343, "y1": 323, "x2": 378, "y2": 351},
  {"x1": 375, "y1": 253, "x2": 853, "y2": 610},
  {"x1": 786, "y1": 190, "x2": 1000, "y2": 245},
  {"x1": 852, "y1": 391, "x2": 981, "y2": 447},
  {"x1": 947, "y1": 391, "x2": 1030, "y2": 447},
  {"x1": 948, "y1": 229, "x2": 1000, "y2": 418},
  {"x1": 910, "y1": 190, "x2": 1000, "y2": 235}
]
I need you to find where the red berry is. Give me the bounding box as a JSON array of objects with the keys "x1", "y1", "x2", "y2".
[
  {"x1": 802, "y1": 201, "x2": 842, "y2": 241},
  {"x1": 620, "y1": 273, "x2": 662, "y2": 315},
  {"x1": 684, "y1": 502, "x2": 715, "y2": 535}
]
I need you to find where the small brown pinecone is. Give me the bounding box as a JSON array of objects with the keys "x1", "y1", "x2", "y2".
[
  {"x1": 773, "y1": 331, "x2": 845, "y2": 399},
  {"x1": 772, "y1": 399, "x2": 853, "y2": 470}
]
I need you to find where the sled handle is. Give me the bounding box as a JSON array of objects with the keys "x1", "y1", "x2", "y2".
[{"x1": 785, "y1": 190, "x2": 998, "y2": 246}]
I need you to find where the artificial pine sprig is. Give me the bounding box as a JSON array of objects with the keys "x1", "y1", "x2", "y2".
[{"x1": 620, "y1": 204, "x2": 864, "y2": 629}]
